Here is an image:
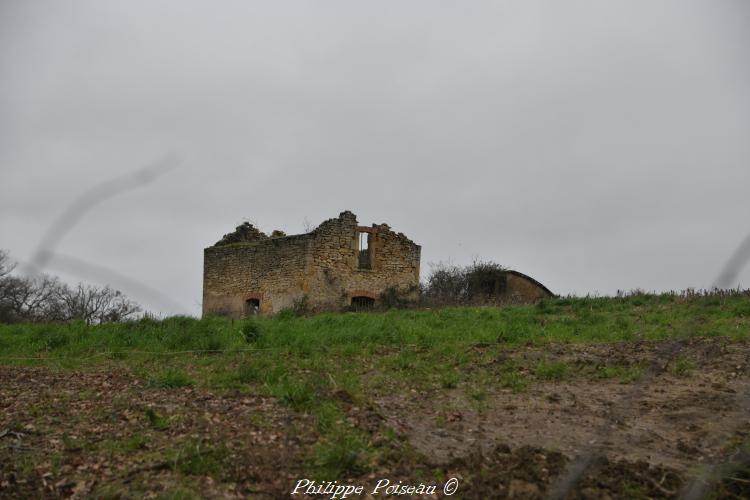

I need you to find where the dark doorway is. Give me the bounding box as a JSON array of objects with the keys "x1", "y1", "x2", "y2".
[
  {"x1": 351, "y1": 296, "x2": 375, "y2": 310},
  {"x1": 245, "y1": 298, "x2": 260, "y2": 316}
]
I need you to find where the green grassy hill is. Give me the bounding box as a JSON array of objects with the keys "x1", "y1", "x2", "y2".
[
  {"x1": 2, "y1": 292, "x2": 748, "y2": 362},
  {"x1": 1, "y1": 291, "x2": 749, "y2": 497}
]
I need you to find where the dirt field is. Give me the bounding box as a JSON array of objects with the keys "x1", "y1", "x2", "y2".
[
  {"x1": 379, "y1": 339, "x2": 750, "y2": 471},
  {"x1": 2, "y1": 338, "x2": 749, "y2": 498}
]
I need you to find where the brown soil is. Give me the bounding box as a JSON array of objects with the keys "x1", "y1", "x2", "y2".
[
  {"x1": 1, "y1": 338, "x2": 749, "y2": 499},
  {"x1": 377, "y1": 338, "x2": 750, "y2": 498},
  {"x1": 378, "y1": 339, "x2": 750, "y2": 470},
  {"x1": 0, "y1": 367, "x2": 309, "y2": 498}
]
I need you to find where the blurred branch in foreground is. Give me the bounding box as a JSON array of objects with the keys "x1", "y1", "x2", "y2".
[
  {"x1": 16, "y1": 154, "x2": 185, "y2": 316},
  {"x1": 715, "y1": 233, "x2": 750, "y2": 289},
  {"x1": 25, "y1": 154, "x2": 180, "y2": 274}
]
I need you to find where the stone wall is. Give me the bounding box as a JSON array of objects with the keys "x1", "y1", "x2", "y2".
[
  {"x1": 203, "y1": 211, "x2": 421, "y2": 317},
  {"x1": 505, "y1": 271, "x2": 554, "y2": 302}
]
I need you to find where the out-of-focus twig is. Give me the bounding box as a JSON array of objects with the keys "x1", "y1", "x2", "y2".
[
  {"x1": 18, "y1": 154, "x2": 182, "y2": 315},
  {"x1": 714, "y1": 233, "x2": 750, "y2": 289},
  {"x1": 545, "y1": 339, "x2": 688, "y2": 499},
  {"x1": 679, "y1": 233, "x2": 750, "y2": 498},
  {"x1": 24, "y1": 155, "x2": 179, "y2": 275},
  {"x1": 548, "y1": 231, "x2": 750, "y2": 499}
]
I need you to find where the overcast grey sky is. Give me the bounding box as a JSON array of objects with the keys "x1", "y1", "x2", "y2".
[{"x1": 1, "y1": 1, "x2": 749, "y2": 316}]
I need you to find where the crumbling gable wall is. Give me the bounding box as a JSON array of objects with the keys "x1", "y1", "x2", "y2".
[
  {"x1": 303, "y1": 212, "x2": 421, "y2": 310},
  {"x1": 202, "y1": 211, "x2": 421, "y2": 317}
]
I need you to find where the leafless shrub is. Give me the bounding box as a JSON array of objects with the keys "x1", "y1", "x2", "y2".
[
  {"x1": 54, "y1": 282, "x2": 141, "y2": 324},
  {"x1": 422, "y1": 261, "x2": 468, "y2": 305},
  {"x1": 0, "y1": 273, "x2": 63, "y2": 323},
  {"x1": 0, "y1": 250, "x2": 15, "y2": 279},
  {"x1": 422, "y1": 259, "x2": 508, "y2": 306},
  {"x1": 0, "y1": 250, "x2": 140, "y2": 324},
  {"x1": 465, "y1": 259, "x2": 509, "y2": 301}
]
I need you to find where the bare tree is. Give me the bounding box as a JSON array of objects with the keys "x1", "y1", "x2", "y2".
[
  {"x1": 422, "y1": 261, "x2": 468, "y2": 305},
  {"x1": 0, "y1": 249, "x2": 15, "y2": 279},
  {"x1": 55, "y1": 283, "x2": 141, "y2": 324},
  {"x1": 0, "y1": 250, "x2": 141, "y2": 324},
  {"x1": 0, "y1": 274, "x2": 61, "y2": 323}
]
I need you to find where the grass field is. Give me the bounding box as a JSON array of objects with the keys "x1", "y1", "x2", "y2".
[{"x1": 1, "y1": 292, "x2": 749, "y2": 498}]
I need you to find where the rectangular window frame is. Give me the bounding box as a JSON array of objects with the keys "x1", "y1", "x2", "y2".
[{"x1": 356, "y1": 227, "x2": 375, "y2": 271}]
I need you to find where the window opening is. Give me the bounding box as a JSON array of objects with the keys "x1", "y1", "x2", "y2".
[
  {"x1": 351, "y1": 296, "x2": 375, "y2": 310},
  {"x1": 358, "y1": 231, "x2": 372, "y2": 269}
]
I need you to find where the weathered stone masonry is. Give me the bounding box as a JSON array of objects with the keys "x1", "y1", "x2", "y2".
[{"x1": 203, "y1": 211, "x2": 421, "y2": 317}]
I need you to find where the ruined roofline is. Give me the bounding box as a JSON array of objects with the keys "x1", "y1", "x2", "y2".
[
  {"x1": 206, "y1": 232, "x2": 310, "y2": 250},
  {"x1": 507, "y1": 270, "x2": 555, "y2": 297},
  {"x1": 209, "y1": 210, "x2": 420, "y2": 249},
  {"x1": 211, "y1": 218, "x2": 323, "y2": 248}
]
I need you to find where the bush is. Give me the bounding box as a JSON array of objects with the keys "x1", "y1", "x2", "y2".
[
  {"x1": 422, "y1": 262, "x2": 466, "y2": 305},
  {"x1": 465, "y1": 260, "x2": 508, "y2": 301},
  {"x1": 422, "y1": 259, "x2": 508, "y2": 306}
]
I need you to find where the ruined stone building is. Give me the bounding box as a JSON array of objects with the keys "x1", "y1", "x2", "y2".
[
  {"x1": 202, "y1": 210, "x2": 553, "y2": 318},
  {"x1": 203, "y1": 211, "x2": 421, "y2": 317}
]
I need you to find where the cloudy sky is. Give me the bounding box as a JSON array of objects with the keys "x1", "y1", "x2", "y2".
[{"x1": 1, "y1": 1, "x2": 748, "y2": 316}]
